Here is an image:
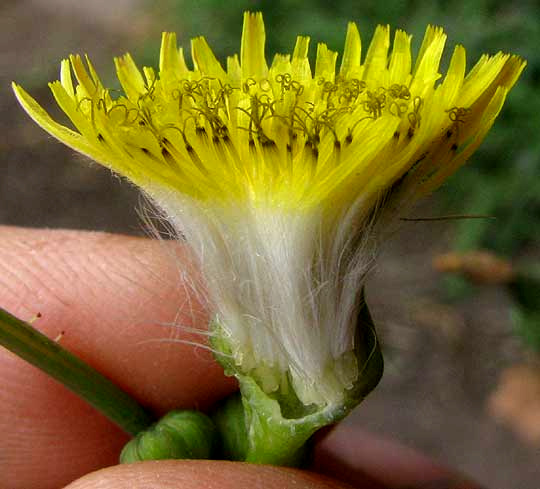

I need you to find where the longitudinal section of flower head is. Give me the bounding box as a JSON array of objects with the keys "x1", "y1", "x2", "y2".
[{"x1": 13, "y1": 12, "x2": 525, "y2": 408}]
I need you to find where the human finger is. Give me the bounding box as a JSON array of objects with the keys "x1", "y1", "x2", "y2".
[
  {"x1": 313, "y1": 424, "x2": 484, "y2": 489},
  {"x1": 0, "y1": 226, "x2": 236, "y2": 488},
  {"x1": 64, "y1": 460, "x2": 354, "y2": 489}
]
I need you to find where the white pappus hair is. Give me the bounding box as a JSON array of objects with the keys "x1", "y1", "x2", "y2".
[{"x1": 150, "y1": 186, "x2": 378, "y2": 408}]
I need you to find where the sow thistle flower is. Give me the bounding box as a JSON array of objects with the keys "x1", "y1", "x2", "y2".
[{"x1": 13, "y1": 12, "x2": 524, "y2": 464}]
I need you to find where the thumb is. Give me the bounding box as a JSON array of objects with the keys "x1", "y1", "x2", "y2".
[{"x1": 64, "y1": 460, "x2": 353, "y2": 489}]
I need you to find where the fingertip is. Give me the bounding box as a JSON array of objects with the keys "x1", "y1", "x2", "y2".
[{"x1": 64, "y1": 460, "x2": 353, "y2": 489}]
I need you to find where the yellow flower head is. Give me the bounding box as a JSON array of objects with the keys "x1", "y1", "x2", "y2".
[
  {"x1": 13, "y1": 12, "x2": 524, "y2": 213},
  {"x1": 13, "y1": 13, "x2": 525, "y2": 407}
]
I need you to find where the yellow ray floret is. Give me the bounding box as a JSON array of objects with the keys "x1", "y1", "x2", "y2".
[{"x1": 12, "y1": 12, "x2": 525, "y2": 213}]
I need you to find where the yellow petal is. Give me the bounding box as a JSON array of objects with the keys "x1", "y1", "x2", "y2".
[
  {"x1": 291, "y1": 36, "x2": 312, "y2": 81},
  {"x1": 420, "y1": 86, "x2": 509, "y2": 194},
  {"x1": 48, "y1": 81, "x2": 95, "y2": 137},
  {"x1": 159, "y1": 32, "x2": 189, "y2": 82},
  {"x1": 339, "y1": 22, "x2": 361, "y2": 76},
  {"x1": 413, "y1": 25, "x2": 445, "y2": 74},
  {"x1": 12, "y1": 82, "x2": 106, "y2": 163},
  {"x1": 227, "y1": 54, "x2": 242, "y2": 84},
  {"x1": 69, "y1": 54, "x2": 97, "y2": 98},
  {"x1": 362, "y1": 25, "x2": 390, "y2": 83},
  {"x1": 191, "y1": 36, "x2": 227, "y2": 78},
  {"x1": 437, "y1": 45, "x2": 466, "y2": 107},
  {"x1": 411, "y1": 25, "x2": 446, "y2": 90},
  {"x1": 315, "y1": 43, "x2": 337, "y2": 80},
  {"x1": 114, "y1": 53, "x2": 146, "y2": 102},
  {"x1": 388, "y1": 29, "x2": 412, "y2": 84},
  {"x1": 241, "y1": 11, "x2": 268, "y2": 79},
  {"x1": 84, "y1": 54, "x2": 105, "y2": 91},
  {"x1": 60, "y1": 58, "x2": 75, "y2": 97}
]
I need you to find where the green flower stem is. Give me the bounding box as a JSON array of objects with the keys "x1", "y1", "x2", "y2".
[
  {"x1": 212, "y1": 377, "x2": 340, "y2": 466},
  {"x1": 0, "y1": 306, "x2": 154, "y2": 436}
]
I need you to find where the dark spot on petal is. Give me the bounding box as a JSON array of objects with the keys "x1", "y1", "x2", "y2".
[
  {"x1": 451, "y1": 143, "x2": 458, "y2": 151},
  {"x1": 393, "y1": 131, "x2": 400, "y2": 139},
  {"x1": 262, "y1": 138, "x2": 277, "y2": 149},
  {"x1": 306, "y1": 142, "x2": 318, "y2": 160}
]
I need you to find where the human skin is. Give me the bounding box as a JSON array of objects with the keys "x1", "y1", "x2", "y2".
[{"x1": 0, "y1": 226, "x2": 482, "y2": 488}]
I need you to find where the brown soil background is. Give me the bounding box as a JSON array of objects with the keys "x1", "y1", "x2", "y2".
[{"x1": 2, "y1": 1, "x2": 539, "y2": 487}]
